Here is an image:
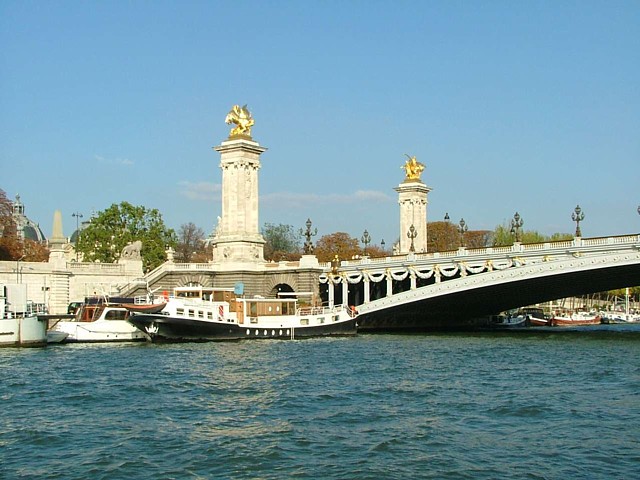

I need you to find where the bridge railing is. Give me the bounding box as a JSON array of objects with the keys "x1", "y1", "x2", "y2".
[{"x1": 319, "y1": 234, "x2": 639, "y2": 270}]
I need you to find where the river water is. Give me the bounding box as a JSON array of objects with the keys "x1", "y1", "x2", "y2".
[{"x1": 2, "y1": 324, "x2": 639, "y2": 479}]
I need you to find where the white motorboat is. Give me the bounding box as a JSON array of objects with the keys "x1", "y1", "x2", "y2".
[
  {"x1": 490, "y1": 314, "x2": 529, "y2": 329},
  {"x1": 128, "y1": 285, "x2": 358, "y2": 342},
  {"x1": 49, "y1": 297, "x2": 147, "y2": 343}
]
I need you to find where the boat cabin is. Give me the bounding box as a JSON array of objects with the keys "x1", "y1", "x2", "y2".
[
  {"x1": 174, "y1": 286, "x2": 236, "y2": 302},
  {"x1": 75, "y1": 296, "x2": 131, "y2": 322},
  {"x1": 171, "y1": 286, "x2": 299, "y2": 324}
]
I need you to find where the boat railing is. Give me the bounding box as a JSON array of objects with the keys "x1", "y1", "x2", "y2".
[
  {"x1": 296, "y1": 304, "x2": 354, "y2": 317},
  {"x1": 132, "y1": 295, "x2": 166, "y2": 305}
]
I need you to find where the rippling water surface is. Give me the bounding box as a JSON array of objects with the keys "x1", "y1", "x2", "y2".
[{"x1": 2, "y1": 325, "x2": 640, "y2": 479}]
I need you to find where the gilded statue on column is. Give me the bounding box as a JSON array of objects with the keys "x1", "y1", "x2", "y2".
[
  {"x1": 225, "y1": 104, "x2": 254, "y2": 138},
  {"x1": 401, "y1": 154, "x2": 425, "y2": 181}
]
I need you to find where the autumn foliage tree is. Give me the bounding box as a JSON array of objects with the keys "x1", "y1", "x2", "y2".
[
  {"x1": 0, "y1": 189, "x2": 19, "y2": 260},
  {"x1": 0, "y1": 188, "x2": 49, "y2": 261},
  {"x1": 426, "y1": 221, "x2": 459, "y2": 252},
  {"x1": 313, "y1": 232, "x2": 360, "y2": 263}
]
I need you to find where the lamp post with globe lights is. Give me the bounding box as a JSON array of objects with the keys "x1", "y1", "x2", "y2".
[
  {"x1": 572, "y1": 205, "x2": 585, "y2": 237},
  {"x1": 458, "y1": 218, "x2": 468, "y2": 247}
]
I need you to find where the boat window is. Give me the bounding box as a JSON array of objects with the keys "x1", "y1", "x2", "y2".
[
  {"x1": 250, "y1": 317, "x2": 258, "y2": 324},
  {"x1": 318, "y1": 317, "x2": 325, "y2": 324},
  {"x1": 176, "y1": 308, "x2": 184, "y2": 316},
  {"x1": 198, "y1": 311, "x2": 204, "y2": 318},
  {"x1": 300, "y1": 318, "x2": 309, "y2": 325},
  {"x1": 207, "y1": 312, "x2": 213, "y2": 319},
  {"x1": 333, "y1": 315, "x2": 339, "y2": 322},
  {"x1": 249, "y1": 302, "x2": 258, "y2": 317},
  {"x1": 188, "y1": 309, "x2": 195, "y2": 318},
  {"x1": 105, "y1": 309, "x2": 128, "y2": 321}
]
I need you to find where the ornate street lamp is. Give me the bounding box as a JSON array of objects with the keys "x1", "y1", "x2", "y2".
[
  {"x1": 407, "y1": 224, "x2": 417, "y2": 252},
  {"x1": 444, "y1": 212, "x2": 450, "y2": 222},
  {"x1": 361, "y1": 229, "x2": 371, "y2": 255},
  {"x1": 300, "y1": 218, "x2": 317, "y2": 254},
  {"x1": 380, "y1": 239, "x2": 386, "y2": 251},
  {"x1": 458, "y1": 218, "x2": 468, "y2": 247},
  {"x1": 637, "y1": 205, "x2": 640, "y2": 216},
  {"x1": 510, "y1": 212, "x2": 524, "y2": 243},
  {"x1": 72, "y1": 212, "x2": 83, "y2": 262},
  {"x1": 572, "y1": 205, "x2": 585, "y2": 237}
]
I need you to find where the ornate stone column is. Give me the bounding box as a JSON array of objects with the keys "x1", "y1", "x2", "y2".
[
  {"x1": 211, "y1": 105, "x2": 267, "y2": 266},
  {"x1": 395, "y1": 155, "x2": 432, "y2": 254}
]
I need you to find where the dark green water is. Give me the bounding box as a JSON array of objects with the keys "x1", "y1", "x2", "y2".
[{"x1": 2, "y1": 325, "x2": 639, "y2": 479}]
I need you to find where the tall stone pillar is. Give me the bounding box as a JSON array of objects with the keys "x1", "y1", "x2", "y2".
[
  {"x1": 48, "y1": 210, "x2": 67, "y2": 269},
  {"x1": 211, "y1": 105, "x2": 267, "y2": 266},
  {"x1": 395, "y1": 155, "x2": 432, "y2": 254}
]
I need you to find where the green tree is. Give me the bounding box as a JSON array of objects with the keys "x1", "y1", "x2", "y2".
[
  {"x1": 262, "y1": 223, "x2": 301, "y2": 261},
  {"x1": 176, "y1": 222, "x2": 208, "y2": 263},
  {"x1": 491, "y1": 222, "x2": 572, "y2": 247},
  {"x1": 76, "y1": 202, "x2": 176, "y2": 271},
  {"x1": 549, "y1": 232, "x2": 573, "y2": 242},
  {"x1": 314, "y1": 232, "x2": 360, "y2": 263}
]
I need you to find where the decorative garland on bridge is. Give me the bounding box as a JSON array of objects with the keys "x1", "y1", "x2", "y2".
[{"x1": 318, "y1": 257, "x2": 526, "y2": 285}]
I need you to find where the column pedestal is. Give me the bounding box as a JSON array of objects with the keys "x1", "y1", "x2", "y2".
[
  {"x1": 395, "y1": 180, "x2": 432, "y2": 254},
  {"x1": 211, "y1": 138, "x2": 267, "y2": 266}
]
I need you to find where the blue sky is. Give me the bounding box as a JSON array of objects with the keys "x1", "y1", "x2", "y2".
[{"x1": 1, "y1": 1, "x2": 638, "y2": 247}]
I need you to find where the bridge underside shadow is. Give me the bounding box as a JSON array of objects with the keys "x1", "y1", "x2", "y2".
[{"x1": 358, "y1": 263, "x2": 640, "y2": 332}]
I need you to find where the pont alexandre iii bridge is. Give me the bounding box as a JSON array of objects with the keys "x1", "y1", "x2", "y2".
[
  {"x1": 121, "y1": 233, "x2": 640, "y2": 331},
  {"x1": 5, "y1": 107, "x2": 637, "y2": 330}
]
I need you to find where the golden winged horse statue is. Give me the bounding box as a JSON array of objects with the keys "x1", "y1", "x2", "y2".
[
  {"x1": 225, "y1": 104, "x2": 255, "y2": 137},
  {"x1": 401, "y1": 154, "x2": 425, "y2": 181}
]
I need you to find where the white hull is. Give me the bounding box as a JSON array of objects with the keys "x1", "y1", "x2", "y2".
[
  {"x1": 46, "y1": 330, "x2": 69, "y2": 343},
  {"x1": 0, "y1": 315, "x2": 47, "y2": 347},
  {"x1": 52, "y1": 319, "x2": 146, "y2": 342}
]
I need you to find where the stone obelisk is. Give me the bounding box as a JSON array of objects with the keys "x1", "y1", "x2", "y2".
[
  {"x1": 395, "y1": 155, "x2": 432, "y2": 254},
  {"x1": 211, "y1": 105, "x2": 267, "y2": 267}
]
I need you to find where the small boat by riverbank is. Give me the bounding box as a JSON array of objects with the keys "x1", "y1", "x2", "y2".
[
  {"x1": 122, "y1": 300, "x2": 167, "y2": 314},
  {"x1": 601, "y1": 312, "x2": 639, "y2": 324},
  {"x1": 518, "y1": 307, "x2": 549, "y2": 326},
  {"x1": 46, "y1": 330, "x2": 69, "y2": 343},
  {"x1": 49, "y1": 297, "x2": 147, "y2": 343},
  {"x1": 490, "y1": 314, "x2": 529, "y2": 329},
  {"x1": 550, "y1": 312, "x2": 601, "y2": 327},
  {"x1": 128, "y1": 285, "x2": 358, "y2": 342}
]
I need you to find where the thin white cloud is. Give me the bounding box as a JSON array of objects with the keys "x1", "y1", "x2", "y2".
[
  {"x1": 261, "y1": 189, "x2": 392, "y2": 207},
  {"x1": 93, "y1": 154, "x2": 134, "y2": 166},
  {"x1": 179, "y1": 181, "x2": 221, "y2": 200},
  {"x1": 177, "y1": 185, "x2": 392, "y2": 205}
]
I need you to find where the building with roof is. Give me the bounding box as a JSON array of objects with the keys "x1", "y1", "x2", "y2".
[{"x1": 12, "y1": 194, "x2": 46, "y2": 243}]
